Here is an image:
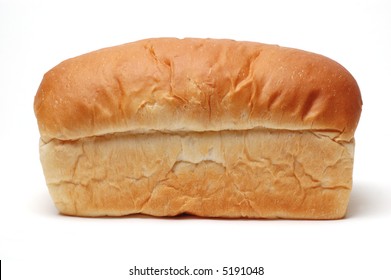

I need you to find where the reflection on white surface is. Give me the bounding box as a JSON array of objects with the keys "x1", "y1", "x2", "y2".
[{"x1": 347, "y1": 182, "x2": 391, "y2": 218}]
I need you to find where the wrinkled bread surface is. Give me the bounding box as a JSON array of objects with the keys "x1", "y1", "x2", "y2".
[
  {"x1": 34, "y1": 38, "x2": 362, "y2": 143},
  {"x1": 40, "y1": 129, "x2": 354, "y2": 219},
  {"x1": 35, "y1": 38, "x2": 362, "y2": 219}
]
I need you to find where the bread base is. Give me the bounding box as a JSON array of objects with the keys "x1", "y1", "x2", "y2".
[{"x1": 39, "y1": 129, "x2": 354, "y2": 219}]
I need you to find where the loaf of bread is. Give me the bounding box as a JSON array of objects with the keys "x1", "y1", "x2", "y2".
[{"x1": 34, "y1": 38, "x2": 362, "y2": 219}]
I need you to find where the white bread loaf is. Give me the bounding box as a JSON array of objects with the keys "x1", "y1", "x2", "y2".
[{"x1": 34, "y1": 38, "x2": 362, "y2": 219}]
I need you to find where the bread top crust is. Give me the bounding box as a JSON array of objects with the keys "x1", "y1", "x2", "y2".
[{"x1": 34, "y1": 38, "x2": 362, "y2": 142}]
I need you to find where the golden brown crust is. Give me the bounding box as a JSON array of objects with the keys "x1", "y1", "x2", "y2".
[
  {"x1": 34, "y1": 38, "x2": 362, "y2": 219},
  {"x1": 34, "y1": 38, "x2": 362, "y2": 142}
]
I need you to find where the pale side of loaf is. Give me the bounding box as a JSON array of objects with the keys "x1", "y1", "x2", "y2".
[
  {"x1": 34, "y1": 38, "x2": 362, "y2": 219},
  {"x1": 40, "y1": 130, "x2": 354, "y2": 219}
]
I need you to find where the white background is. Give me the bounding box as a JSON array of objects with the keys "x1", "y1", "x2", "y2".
[{"x1": 1, "y1": 0, "x2": 390, "y2": 279}]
